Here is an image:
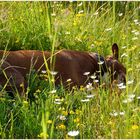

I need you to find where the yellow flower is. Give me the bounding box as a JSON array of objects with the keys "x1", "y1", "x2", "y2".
[
  {"x1": 76, "y1": 13, "x2": 85, "y2": 17},
  {"x1": 36, "y1": 89, "x2": 41, "y2": 93},
  {"x1": 80, "y1": 86, "x2": 85, "y2": 91},
  {"x1": 108, "y1": 120, "x2": 115, "y2": 127},
  {"x1": 47, "y1": 120, "x2": 52, "y2": 124},
  {"x1": 23, "y1": 100, "x2": 28, "y2": 104},
  {"x1": 58, "y1": 107, "x2": 65, "y2": 111},
  {"x1": 72, "y1": 86, "x2": 76, "y2": 90},
  {"x1": 74, "y1": 118, "x2": 80, "y2": 123},
  {"x1": 64, "y1": 101, "x2": 68, "y2": 105},
  {"x1": 128, "y1": 46, "x2": 137, "y2": 52},
  {"x1": 23, "y1": 101, "x2": 28, "y2": 108},
  {"x1": 62, "y1": 111, "x2": 68, "y2": 116},
  {"x1": 20, "y1": 83, "x2": 24, "y2": 88},
  {"x1": 128, "y1": 68, "x2": 133, "y2": 72},
  {"x1": 94, "y1": 40, "x2": 102, "y2": 46},
  {"x1": 76, "y1": 123, "x2": 80, "y2": 127},
  {"x1": 44, "y1": 74, "x2": 48, "y2": 79},
  {"x1": 70, "y1": 110, "x2": 75, "y2": 115},
  {"x1": 51, "y1": 78, "x2": 55, "y2": 83},
  {"x1": 57, "y1": 124, "x2": 66, "y2": 130},
  {"x1": 20, "y1": 16, "x2": 24, "y2": 22},
  {"x1": 65, "y1": 134, "x2": 71, "y2": 139},
  {"x1": 132, "y1": 125, "x2": 139, "y2": 130},
  {"x1": 122, "y1": 34, "x2": 126, "y2": 40},
  {"x1": 39, "y1": 9, "x2": 43, "y2": 13},
  {"x1": 75, "y1": 109, "x2": 82, "y2": 115},
  {"x1": 73, "y1": 21, "x2": 77, "y2": 26},
  {"x1": 30, "y1": 8, "x2": 33, "y2": 12},
  {"x1": 38, "y1": 132, "x2": 49, "y2": 138}
]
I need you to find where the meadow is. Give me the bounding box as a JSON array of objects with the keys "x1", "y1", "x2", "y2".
[{"x1": 0, "y1": 1, "x2": 140, "y2": 139}]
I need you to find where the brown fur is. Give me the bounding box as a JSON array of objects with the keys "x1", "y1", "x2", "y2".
[{"x1": 0, "y1": 43, "x2": 126, "y2": 96}]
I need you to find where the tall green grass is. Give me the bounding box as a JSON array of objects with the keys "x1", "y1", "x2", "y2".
[{"x1": 0, "y1": 1, "x2": 140, "y2": 139}]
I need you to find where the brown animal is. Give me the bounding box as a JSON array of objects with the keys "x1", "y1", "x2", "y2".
[{"x1": 0, "y1": 43, "x2": 126, "y2": 96}]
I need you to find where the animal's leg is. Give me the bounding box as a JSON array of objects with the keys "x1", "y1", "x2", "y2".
[{"x1": 0, "y1": 61, "x2": 26, "y2": 97}]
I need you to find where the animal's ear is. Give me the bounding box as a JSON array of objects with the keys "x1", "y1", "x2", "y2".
[{"x1": 112, "y1": 43, "x2": 119, "y2": 60}]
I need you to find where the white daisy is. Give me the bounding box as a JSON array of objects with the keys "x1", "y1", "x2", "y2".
[
  {"x1": 90, "y1": 75, "x2": 96, "y2": 79},
  {"x1": 105, "y1": 28, "x2": 112, "y2": 31},
  {"x1": 119, "y1": 111, "x2": 125, "y2": 116},
  {"x1": 98, "y1": 61, "x2": 104, "y2": 65},
  {"x1": 127, "y1": 80, "x2": 134, "y2": 85},
  {"x1": 93, "y1": 79, "x2": 99, "y2": 83},
  {"x1": 50, "y1": 71, "x2": 58, "y2": 76},
  {"x1": 137, "y1": 96, "x2": 140, "y2": 99},
  {"x1": 68, "y1": 130, "x2": 79, "y2": 137},
  {"x1": 41, "y1": 70, "x2": 47, "y2": 74},
  {"x1": 118, "y1": 13, "x2": 123, "y2": 16},
  {"x1": 93, "y1": 12, "x2": 99, "y2": 16},
  {"x1": 110, "y1": 111, "x2": 118, "y2": 117},
  {"x1": 77, "y1": 2, "x2": 83, "y2": 7},
  {"x1": 81, "y1": 99, "x2": 90, "y2": 102},
  {"x1": 122, "y1": 98, "x2": 133, "y2": 103},
  {"x1": 66, "y1": 78, "x2": 72, "y2": 82},
  {"x1": 57, "y1": 115, "x2": 66, "y2": 121},
  {"x1": 83, "y1": 72, "x2": 90, "y2": 76},
  {"x1": 54, "y1": 101, "x2": 62, "y2": 105},
  {"x1": 86, "y1": 94, "x2": 95, "y2": 98},
  {"x1": 86, "y1": 83, "x2": 93, "y2": 91},
  {"x1": 49, "y1": 89, "x2": 57, "y2": 94},
  {"x1": 128, "y1": 94, "x2": 135, "y2": 99}
]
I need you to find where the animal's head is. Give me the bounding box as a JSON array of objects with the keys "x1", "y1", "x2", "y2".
[{"x1": 106, "y1": 43, "x2": 126, "y2": 84}]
